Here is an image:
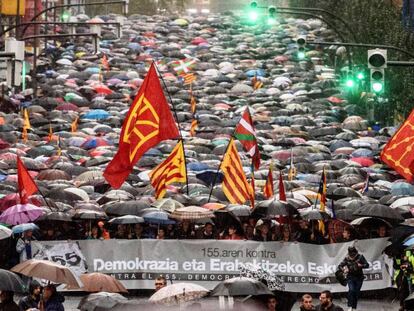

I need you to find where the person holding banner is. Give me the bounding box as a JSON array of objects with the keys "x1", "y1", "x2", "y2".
[{"x1": 338, "y1": 247, "x2": 369, "y2": 311}]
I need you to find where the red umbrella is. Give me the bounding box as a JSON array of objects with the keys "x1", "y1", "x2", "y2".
[
  {"x1": 93, "y1": 85, "x2": 113, "y2": 95},
  {"x1": 0, "y1": 139, "x2": 10, "y2": 150},
  {"x1": 56, "y1": 102, "x2": 79, "y2": 111},
  {"x1": 327, "y1": 96, "x2": 344, "y2": 104},
  {"x1": 350, "y1": 157, "x2": 375, "y2": 167},
  {"x1": 0, "y1": 194, "x2": 44, "y2": 212}
]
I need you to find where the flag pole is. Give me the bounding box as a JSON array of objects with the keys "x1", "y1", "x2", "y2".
[
  {"x1": 207, "y1": 137, "x2": 234, "y2": 203},
  {"x1": 154, "y1": 61, "x2": 189, "y2": 195}
]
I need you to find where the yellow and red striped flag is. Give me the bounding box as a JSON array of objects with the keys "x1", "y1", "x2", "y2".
[
  {"x1": 71, "y1": 116, "x2": 79, "y2": 133},
  {"x1": 317, "y1": 167, "x2": 327, "y2": 234},
  {"x1": 190, "y1": 95, "x2": 196, "y2": 114},
  {"x1": 190, "y1": 118, "x2": 198, "y2": 137},
  {"x1": 183, "y1": 73, "x2": 196, "y2": 85},
  {"x1": 263, "y1": 164, "x2": 274, "y2": 199},
  {"x1": 22, "y1": 109, "x2": 31, "y2": 142},
  {"x1": 220, "y1": 138, "x2": 252, "y2": 204},
  {"x1": 149, "y1": 140, "x2": 187, "y2": 199},
  {"x1": 252, "y1": 76, "x2": 263, "y2": 90},
  {"x1": 48, "y1": 124, "x2": 53, "y2": 142}
]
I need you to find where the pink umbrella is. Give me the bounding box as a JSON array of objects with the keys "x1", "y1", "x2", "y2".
[
  {"x1": 0, "y1": 204, "x2": 44, "y2": 225},
  {"x1": 350, "y1": 157, "x2": 375, "y2": 167}
]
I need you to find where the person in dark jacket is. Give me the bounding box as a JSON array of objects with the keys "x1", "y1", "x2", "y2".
[
  {"x1": 0, "y1": 291, "x2": 19, "y2": 311},
  {"x1": 19, "y1": 280, "x2": 42, "y2": 311},
  {"x1": 39, "y1": 285, "x2": 64, "y2": 311},
  {"x1": 315, "y1": 290, "x2": 343, "y2": 311},
  {"x1": 338, "y1": 247, "x2": 369, "y2": 311}
]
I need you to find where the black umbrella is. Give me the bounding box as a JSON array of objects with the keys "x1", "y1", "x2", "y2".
[
  {"x1": 108, "y1": 215, "x2": 145, "y2": 225},
  {"x1": 353, "y1": 204, "x2": 404, "y2": 222},
  {"x1": 0, "y1": 269, "x2": 25, "y2": 293},
  {"x1": 254, "y1": 199, "x2": 298, "y2": 218},
  {"x1": 300, "y1": 209, "x2": 331, "y2": 221}
]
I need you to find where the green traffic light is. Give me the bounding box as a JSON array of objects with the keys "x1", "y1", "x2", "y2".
[
  {"x1": 297, "y1": 51, "x2": 306, "y2": 60},
  {"x1": 346, "y1": 79, "x2": 355, "y2": 88},
  {"x1": 61, "y1": 10, "x2": 70, "y2": 22},
  {"x1": 372, "y1": 82, "x2": 383, "y2": 93},
  {"x1": 356, "y1": 72, "x2": 364, "y2": 80},
  {"x1": 267, "y1": 17, "x2": 276, "y2": 25},
  {"x1": 249, "y1": 10, "x2": 258, "y2": 21}
]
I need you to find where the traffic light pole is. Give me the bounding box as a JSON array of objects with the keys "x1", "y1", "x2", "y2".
[
  {"x1": 307, "y1": 41, "x2": 414, "y2": 60},
  {"x1": 274, "y1": 10, "x2": 353, "y2": 70}
]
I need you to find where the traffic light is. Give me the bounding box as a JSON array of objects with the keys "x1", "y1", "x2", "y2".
[
  {"x1": 267, "y1": 6, "x2": 276, "y2": 25},
  {"x1": 296, "y1": 36, "x2": 306, "y2": 60},
  {"x1": 368, "y1": 49, "x2": 387, "y2": 94},
  {"x1": 61, "y1": 10, "x2": 71, "y2": 22},
  {"x1": 248, "y1": 1, "x2": 259, "y2": 22}
]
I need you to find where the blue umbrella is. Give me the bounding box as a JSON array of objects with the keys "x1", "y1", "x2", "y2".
[
  {"x1": 12, "y1": 223, "x2": 39, "y2": 234},
  {"x1": 403, "y1": 235, "x2": 414, "y2": 247},
  {"x1": 143, "y1": 211, "x2": 175, "y2": 225},
  {"x1": 84, "y1": 67, "x2": 100, "y2": 74},
  {"x1": 351, "y1": 148, "x2": 373, "y2": 158},
  {"x1": 82, "y1": 109, "x2": 110, "y2": 120},
  {"x1": 187, "y1": 162, "x2": 212, "y2": 172},
  {"x1": 391, "y1": 182, "x2": 414, "y2": 196},
  {"x1": 245, "y1": 69, "x2": 265, "y2": 77}
]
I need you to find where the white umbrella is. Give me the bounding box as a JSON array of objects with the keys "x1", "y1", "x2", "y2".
[
  {"x1": 149, "y1": 282, "x2": 209, "y2": 305},
  {"x1": 0, "y1": 224, "x2": 12, "y2": 240},
  {"x1": 390, "y1": 197, "x2": 414, "y2": 209}
]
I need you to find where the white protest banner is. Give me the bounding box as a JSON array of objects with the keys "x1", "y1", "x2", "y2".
[{"x1": 34, "y1": 238, "x2": 393, "y2": 292}]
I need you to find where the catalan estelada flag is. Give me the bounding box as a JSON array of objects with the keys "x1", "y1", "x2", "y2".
[
  {"x1": 288, "y1": 148, "x2": 297, "y2": 181},
  {"x1": 263, "y1": 164, "x2": 274, "y2": 199},
  {"x1": 104, "y1": 63, "x2": 179, "y2": 189},
  {"x1": 48, "y1": 124, "x2": 53, "y2": 142},
  {"x1": 220, "y1": 138, "x2": 252, "y2": 204},
  {"x1": 380, "y1": 109, "x2": 414, "y2": 182},
  {"x1": 149, "y1": 140, "x2": 187, "y2": 199}
]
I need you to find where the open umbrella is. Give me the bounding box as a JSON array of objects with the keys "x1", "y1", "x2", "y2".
[
  {"x1": 0, "y1": 269, "x2": 25, "y2": 292},
  {"x1": 210, "y1": 277, "x2": 273, "y2": 296},
  {"x1": 0, "y1": 224, "x2": 12, "y2": 239},
  {"x1": 78, "y1": 292, "x2": 127, "y2": 311},
  {"x1": 108, "y1": 215, "x2": 144, "y2": 225},
  {"x1": 11, "y1": 259, "x2": 82, "y2": 288},
  {"x1": 76, "y1": 273, "x2": 127, "y2": 293},
  {"x1": 149, "y1": 283, "x2": 209, "y2": 305},
  {"x1": 0, "y1": 204, "x2": 44, "y2": 225},
  {"x1": 12, "y1": 223, "x2": 39, "y2": 234},
  {"x1": 170, "y1": 206, "x2": 214, "y2": 221},
  {"x1": 353, "y1": 204, "x2": 404, "y2": 222}
]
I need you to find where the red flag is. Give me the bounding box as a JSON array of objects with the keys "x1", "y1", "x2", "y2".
[
  {"x1": 103, "y1": 63, "x2": 179, "y2": 188},
  {"x1": 279, "y1": 171, "x2": 286, "y2": 201},
  {"x1": 234, "y1": 107, "x2": 261, "y2": 170},
  {"x1": 17, "y1": 156, "x2": 38, "y2": 204},
  {"x1": 263, "y1": 165, "x2": 274, "y2": 199},
  {"x1": 381, "y1": 109, "x2": 414, "y2": 182}
]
